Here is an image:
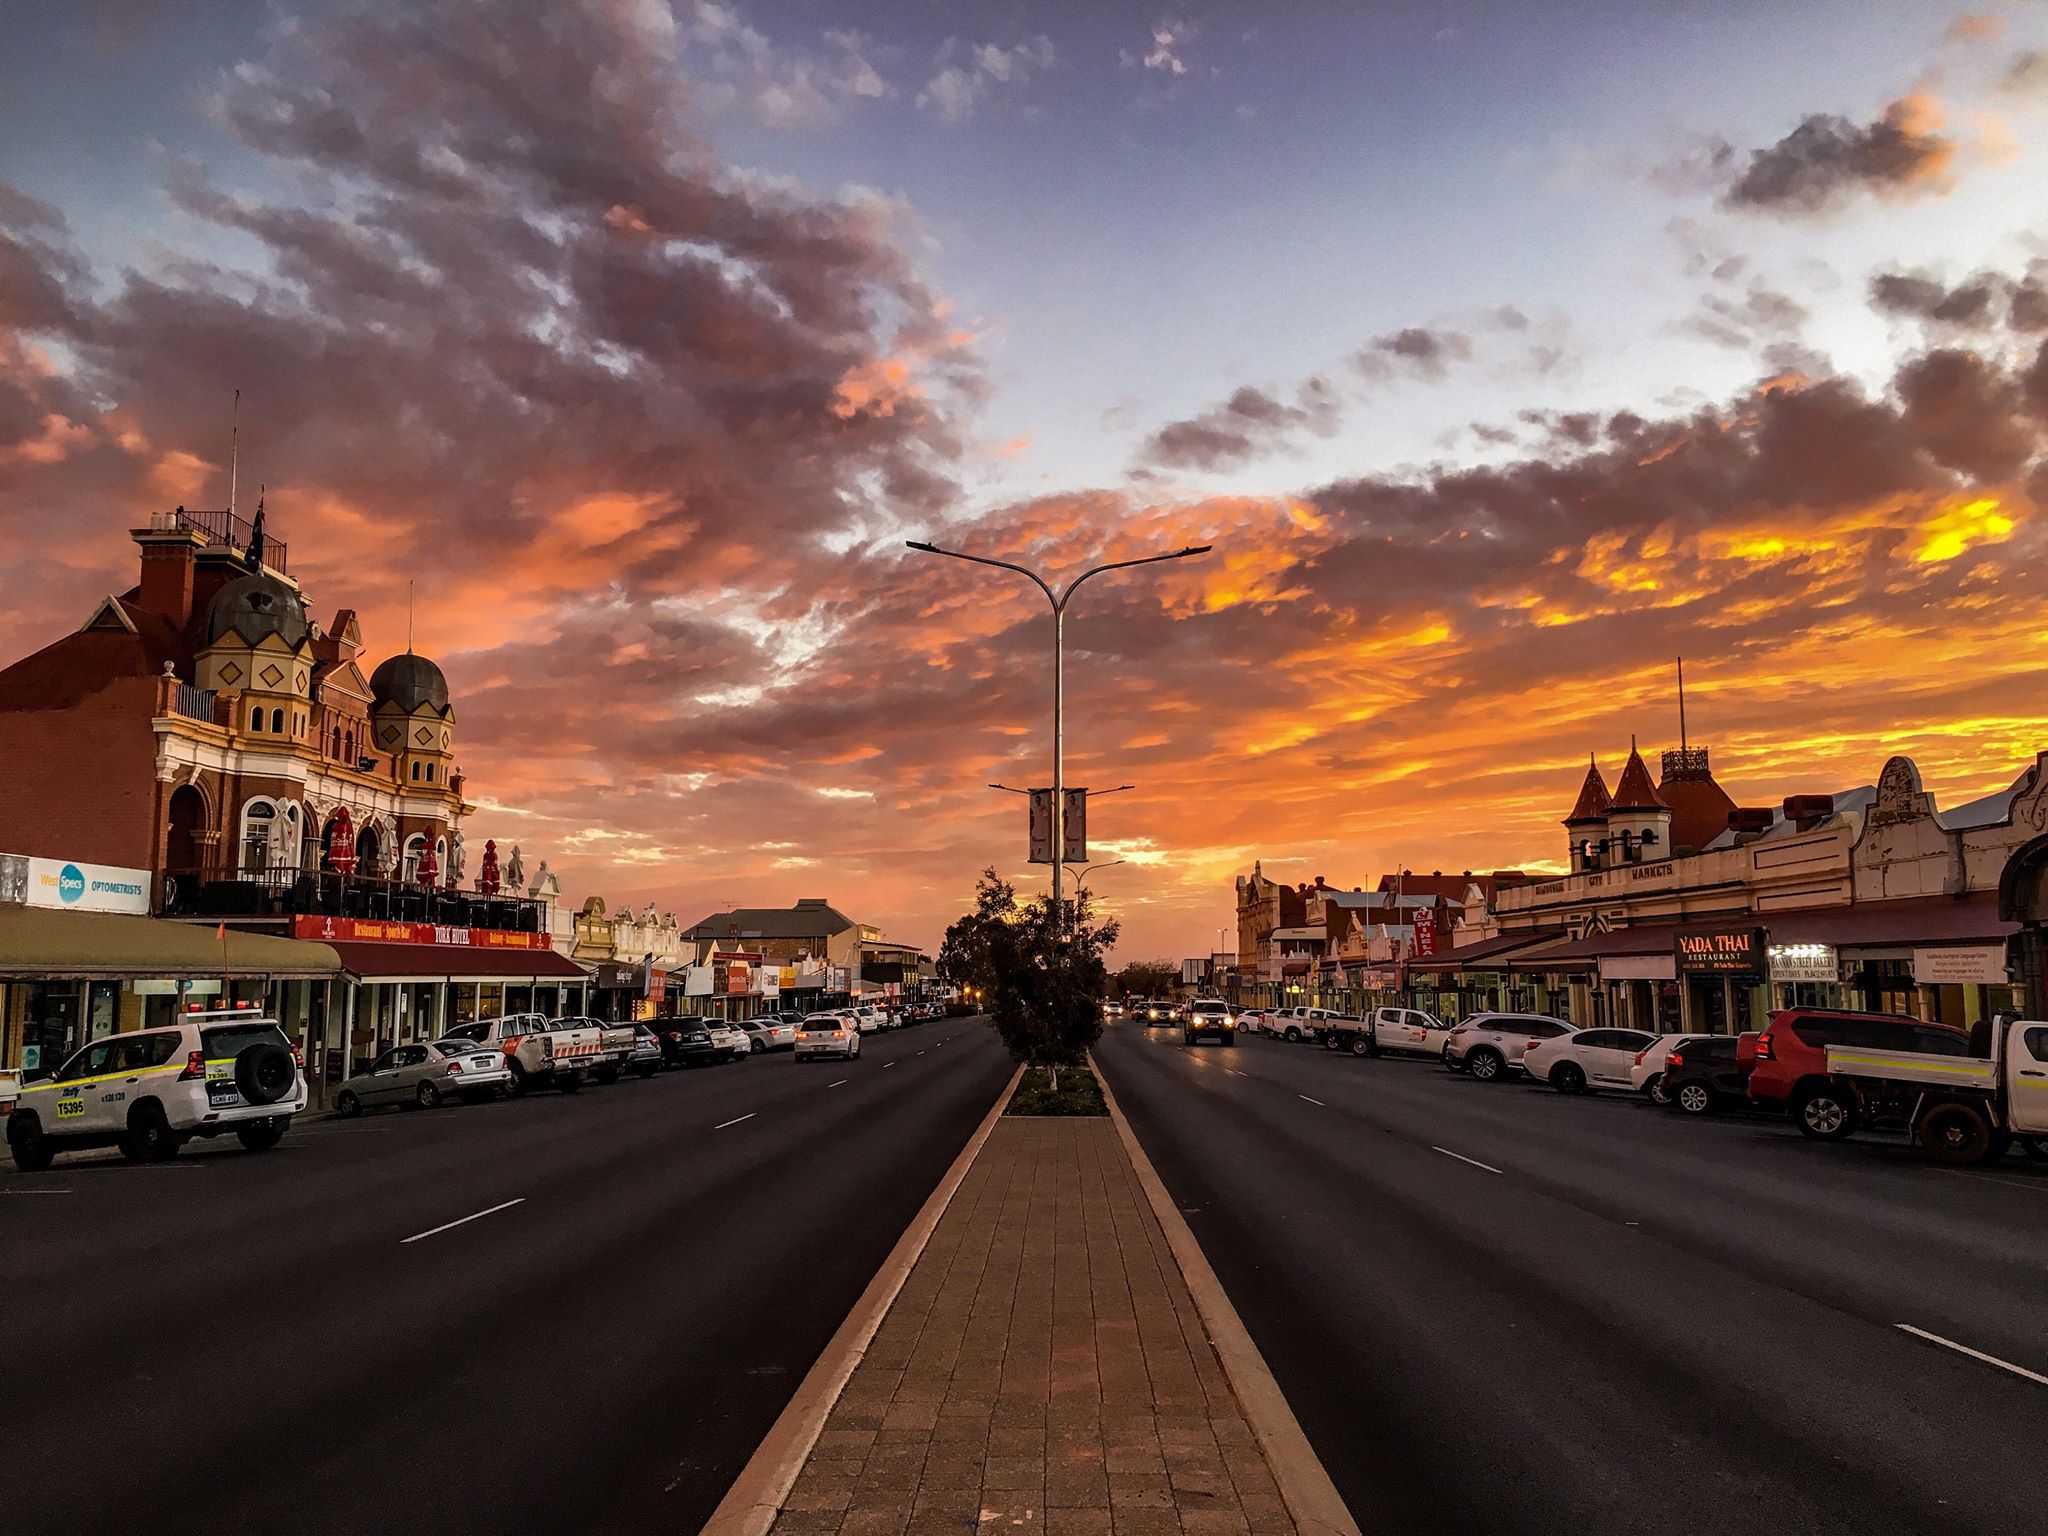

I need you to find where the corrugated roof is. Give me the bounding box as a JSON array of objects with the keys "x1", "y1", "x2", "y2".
[
  {"x1": 0, "y1": 906, "x2": 341, "y2": 978},
  {"x1": 681, "y1": 903, "x2": 857, "y2": 940}
]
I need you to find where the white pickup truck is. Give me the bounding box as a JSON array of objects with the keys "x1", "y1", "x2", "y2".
[
  {"x1": 1824, "y1": 1015, "x2": 2048, "y2": 1165},
  {"x1": 1320, "y1": 1007, "x2": 1455, "y2": 1059},
  {"x1": 440, "y1": 1013, "x2": 633, "y2": 1094}
]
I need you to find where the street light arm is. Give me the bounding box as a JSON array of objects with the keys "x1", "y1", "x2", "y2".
[
  {"x1": 905, "y1": 540, "x2": 1056, "y2": 607},
  {"x1": 1058, "y1": 545, "x2": 1212, "y2": 608}
]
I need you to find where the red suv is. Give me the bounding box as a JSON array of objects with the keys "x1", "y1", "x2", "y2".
[{"x1": 1740, "y1": 1009, "x2": 1972, "y2": 1140}]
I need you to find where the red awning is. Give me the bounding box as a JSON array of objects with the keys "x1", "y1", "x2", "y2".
[{"x1": 330, "y1": 941, "x2": 588, "y2": 982}]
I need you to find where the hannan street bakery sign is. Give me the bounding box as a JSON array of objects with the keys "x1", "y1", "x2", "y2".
[
  {"x1": 1675, "y1": 926, "x2": 1765, "y2": 976},
  {"x1": 291, "y1": 916, "x2": 554, "y2": 949}
]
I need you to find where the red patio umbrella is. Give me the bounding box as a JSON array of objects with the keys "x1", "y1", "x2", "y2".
[
  {"x1": 478, "y1": 838, "x2": 500, "y2": 895},
  {"x1": 414, "y1": 839, "x2": 439, "y2": 887},
  {"x1": 327, "y1": 808, "x2": 356, "y2": 874}
]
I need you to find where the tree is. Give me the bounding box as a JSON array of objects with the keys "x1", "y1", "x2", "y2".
[
  {"x1": 940, "y1": 868, "x2": 1120, "y2": 1066},
  {"x1": 1113, "y1": 959, "x2": 1179, "y2": 998}
]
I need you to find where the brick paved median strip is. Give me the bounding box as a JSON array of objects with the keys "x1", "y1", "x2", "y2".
[{"x1": 756, "y1": 1111, "x2": 1322, "y2": 1535}]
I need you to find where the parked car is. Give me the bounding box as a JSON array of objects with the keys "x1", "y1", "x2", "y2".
[
  {"x1": 1523, "y1": 1027, "x2": 1661, "y2": 1093},
  {"x1": 1740, "y1": 1008, "x2": 1971, "y2": 1139},
  {"x1": 439, "y1": 1013, "x2": 617, "y2": 1094},
  {"x1": 1661, "y1": 1035, "x2": 1750, "y2": 1115},
  {"x1": 1821, "y1": 1014, "x2": 2048, "y2": 1163},
  {"x1": 1321, "y1": 1007, "x2": 1454, "y2": 1058},
  {"x1": 1443, "y1": 1013, "x2": 1578, "y2": 1082},
  {"x1": 1235, "y1": 1006, "x2": 1269, "y2": 1034},
  {"x1": 337, "y1": 1040, "x2": 509, "y2": 1115},
  {"x1": 623, "y1": 1024, "x2": 664, "y2": 1077},
  {"x1": 6, "y1": 1010, "x2": 304, "y2": 1170},
  {"x1": 1269, "y1": 1008, "x2": 1316, "y2": 1044},
  {"x1": 658, "y1": 1020, "x2": 722, "y2": 1068},
  {"x1": 795, "y1": 1012, "x2": 862, "y2": 1061},
  {"x1": 1627, "y1": 1033, "x2": 1710, "y2": 1104},
  {"x1": 703, "y1": 1022, "x2": 750, "y2": 1059},
  {"x1": 1183, "y1": 998, "x2": 1237, "y2": 1047}
]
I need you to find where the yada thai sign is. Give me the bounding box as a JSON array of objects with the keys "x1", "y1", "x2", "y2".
[{"x1": 1675, "y1": 927, "x2": 1764, "y2": 976}]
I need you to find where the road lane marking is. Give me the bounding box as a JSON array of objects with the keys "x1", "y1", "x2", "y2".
[
  {"x1": 917, "y1": 1050, "x2": 927, "y2": 1056},
  {"x1": 401, "y1": 1197, "x2": 524, "y2": 1245},
  {"x1": 883, "y1": 1061, "x2": 897, "y2": 1069},
  {"x1": 1432, "y1": 1147, "x2": 1503, "y2": 1175},
  {"x1": 1895, "y1": 1324, "x2": 2048, "y2": 1387},
  {"x1": 828, "y1": 1079, "x2": 849, "y2": 1088},
  {"x1": 715, "y1": 1113, "x2": 757, "y2": 1130},
  {"x1": 1298, "y1": 1094, "x2": 1324, "y2": 1107},
  {"x1": 1, "y1": 1188, "x2": 73, "y2": 1195}
]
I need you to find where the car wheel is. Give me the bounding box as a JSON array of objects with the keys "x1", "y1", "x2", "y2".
[
  {"x1": 7, "y1": 1115, "x2": 54, "y2": 1173},
  {"x1": 557, "y1": 1072, "x2": 584, "y2": 1094},
  {"x1": 1350, "y1": 1033, "x2": 1372, "y2": 1057},
  {"x1": 1673, "y1": 1081, "x2": 1714, "y2": 1115},
  {"x1": 750, "y1": 1038, "x2": 764, "y2": 1054},
  {"x1": 336, "y1": 1089, "x2": 362, "y2": 1118},
  {"x1": 1322, "y1": 1032, "x2": 1340, "y2": 1051},
  {"x1": 1793, "y1": 1085, "x2": 1858, "y2": 1141},
  {"x1": 1643, "y1": 1073, "x2": 1670, "y2": 1106},
  {"x1": 1284, "y1": 1026, "x2": 1301, "y2": 1043},
  {"x1": 416, "y1": 1081, "x2": 441, "y2": 1110},
  {"x1": 236, "y1": 1118, "x2": 286, "y2": 1152},
  {"x1": 121, "y1": 1103, "x2": 178, "y2": 1162},
  {"x1": 1550, "y1": 1062, "x2": 1586, "y2": 1094},
  {"x1": 1467, "y1": 1048, "x2": 1504, "y2": 1083},
  {"x1": 1918, "y1": 1101, "x2": 1996, "y2": 1165},
  {"x1": 509, "y1": 1063, "x2": 530, "y2": 1095}
]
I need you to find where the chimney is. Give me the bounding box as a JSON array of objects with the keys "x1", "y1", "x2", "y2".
[
  {"x1": 131, "y1": 511, "x2": 207, "y2": 626},
  {"x1": 1782, "y1": 794, "x2": 1835, "y2": 831}
]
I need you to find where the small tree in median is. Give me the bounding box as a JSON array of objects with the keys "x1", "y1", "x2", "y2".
[{"x1": 940, "y1": 868, "x2": 1119, "y2": 1068}]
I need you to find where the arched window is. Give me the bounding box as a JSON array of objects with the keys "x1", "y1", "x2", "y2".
[
  {"x1": 249, "y1": 707, "x2": 264, "y2": 733},
  {"x1": 240, "y1": 799, "x2": 277, "y2": 874},
  {"x1": 270, "y1": 707, "x2": 285, "y2": 733},
  {"x1": 425, "y1": 763, "x2": 435, "y2": 783},
  {"x1": 344, "y1": 729, "x2": 355, "y2": 761},
  {"x1": 410, "y1": 761, "x2": 421, "y2": 782},
  {"x1": 402, "y1": 833, "x2": 427, "y2": 883}
]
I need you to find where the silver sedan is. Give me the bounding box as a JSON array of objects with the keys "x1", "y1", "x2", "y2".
[{"x1": 336, "y1": 1041, "x2": 511, "y2": 1115}]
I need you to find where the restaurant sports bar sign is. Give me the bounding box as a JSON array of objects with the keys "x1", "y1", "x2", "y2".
[
  {"x1": 291, "y1": 916, "x2": 554, "y2": 949},
  {"x1": 1675, "y1": 926, "x2": 1765, "y2": 977}
]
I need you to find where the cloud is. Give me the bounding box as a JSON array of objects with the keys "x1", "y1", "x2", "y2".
[
  {"x1": 1944, "y1": 13, "x2": 2005, "y2": 44},
  {"x1": 917, "y1": 35, "x2": 1056, "y2": 122},
  {"x1": 1869, "y1": 260, "x2": 2048, "y2": 332},
  {"x1": 2006, "y1": 49, "x2": 2048, "y2": 96},
  {"x1": 1352, "y1": 325, "x2": 1473, "y2": 383},
  {"x1": 1721, "y1": 93, "x2": 1957, "y2": 214},
  {"x1": 1139, "y1": 378, "x2": 1341, "y2": 472},
  {"x1": 1122, "y1": 17, "x2": 1197, "y2": 75},
  {"x1": 679, "y1": 4, "x2": 894, "y2": 128},
  {"x1": 1680, "y1": 282, "x2": 1809, "y2": 351}
]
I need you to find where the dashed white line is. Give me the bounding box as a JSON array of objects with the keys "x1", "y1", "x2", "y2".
[
  {"x1": 401, "y1": 1197, "x2": 525, "y2": 1245},
  {"x1": 1, "y1": 1188, "x2": 73, "y2": 1195},
  {"x1": 1896, "y1": 1324, "x2": 2048, "y2": 1387},
  {"x1": 882, "y1": 1061, "x2": 897, "y2": 1069},
  {"x1": 917, "y1": 1050, "x2": 927, "y2": 1056},
  {"x1": 828, "y1": 1079, "x2": 849, "y2": 1088},
  {"x1": 1432, "y1": 1146, "x2": 1503, "y2": 1175},
  {"x1": 714, "y1": 1113, "x2": 756, "y2": 1130},
  {"x1": 1298, "y1": 1094, "x2": 1325, "y2": 1107}
]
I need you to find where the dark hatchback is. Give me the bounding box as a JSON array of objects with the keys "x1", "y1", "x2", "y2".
[
  {"x1": 658, "y1": 1021, "x2": 721, "y2": 1068},
  {"x1": 1662, "y1": 1035, "x2": 1748, "y2": 1115}
]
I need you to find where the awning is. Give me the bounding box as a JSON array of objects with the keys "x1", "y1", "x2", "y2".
[
  {"x1": 0, "y1": 905, "x2": 342, "y2": 980},
  {"x1": 1412, "y1": 928, "x2": 1568, "y2": 973},
  {"x1": 329, "y1": 941, "x2": 590, "y2": 984}
]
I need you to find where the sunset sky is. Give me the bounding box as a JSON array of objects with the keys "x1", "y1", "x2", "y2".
[{"x1": 4, "y1": 0, "x2": 2048, "y2": 960}]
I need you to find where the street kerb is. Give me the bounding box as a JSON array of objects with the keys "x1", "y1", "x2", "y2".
[
  {"x1": 1091, "y1": 1049, "x2": 1363, "y2": 1536},
  {"x1": 700, "y1": 1060, "x2": 1025, "y2": 1536}
]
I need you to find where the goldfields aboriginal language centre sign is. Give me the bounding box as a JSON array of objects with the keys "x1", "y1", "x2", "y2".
[{"x1": 1675, "y1": 926, "x2": 1765, "y2": 978}]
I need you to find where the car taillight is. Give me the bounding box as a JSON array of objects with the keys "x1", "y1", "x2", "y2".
[
  {"x1": 1757, "y1": 1035, "x2": 1774, "y2": 1059},
  {"x1": 1666, "y1": 1051, "x2": 1685, "y2": 1068},
  {"x1": 446, "y1": 1058, "x2": 463, "y2": 1073},
  {"x1": 179, "y1": 1050, "x2": 206, "y2": 1081},
  {"x1": 540, "y1": 1035, "x2": 554, "y2": 1057},
  {"x1": 291, "y1": 1043, "x2": 305, "y2": 1069},
  {"x1": 666, "y1": 1031, "x2": 683, "y2": 1042},
  {"x1": 1633, "y1": 1049, "x2": 1648, "y2": 1066},
  {"x1": 1526, "y1": 1040, "x2": 1541, "y2": 1052}
]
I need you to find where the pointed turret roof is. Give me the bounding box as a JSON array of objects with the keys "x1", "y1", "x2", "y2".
[
  {"x1": 1564, "y1": 756, "x2": 1612, "y2": 824},
  {"x1": 1611, "y1": 739, "x2": 1668, "y2": 811}
]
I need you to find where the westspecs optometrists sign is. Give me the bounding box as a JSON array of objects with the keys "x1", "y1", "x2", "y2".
[{"x1": 7, "y1": 855, "x2": 151, "y2": 915}]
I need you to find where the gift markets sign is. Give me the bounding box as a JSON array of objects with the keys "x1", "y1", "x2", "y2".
[{"x1": 26, "y1": 856, "x2": 149, "y2": 915}]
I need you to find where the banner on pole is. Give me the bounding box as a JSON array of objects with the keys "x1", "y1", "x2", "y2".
[
  {"x1": 1028, "y1": 789, "x2": 1055, "y2": 864},
  {"x1": 1062, "y1": 788, "x2": 1087, "y2": 864}
]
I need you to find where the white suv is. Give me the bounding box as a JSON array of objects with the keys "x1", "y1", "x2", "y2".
[
  {"x1": 5, "y1": 1010, "x2": 306, "y2": 1171},
  {"x1": 1442, "y1": 1013, "x2": 1577, "y2": 1082}
]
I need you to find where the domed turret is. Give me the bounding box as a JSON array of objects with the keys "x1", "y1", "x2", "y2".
[
  {"x1": 371, "y1": 652, "x2": 450, "y2": 715},
  {"x1": 207, "y1": 572, "x2": 310, "y2": 649}
]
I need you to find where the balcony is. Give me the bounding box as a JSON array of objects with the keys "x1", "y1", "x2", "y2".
[
  {"x1": 158, "y1": 866, "x2": 545, "y2": 934},
  {"x1": 153, "y1": 505, "x2": 290, "y2": 575},
  {"x1": 171, "y1": 684, "x2": 218, "y2": 724}
]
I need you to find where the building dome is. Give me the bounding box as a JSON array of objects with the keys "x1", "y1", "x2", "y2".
[
  {"x1": 371, "y1": 651, "x2": 450, "y2": 714},
  {"x1": 206, "y1": 572, "x2": 310, "y2": 649}
]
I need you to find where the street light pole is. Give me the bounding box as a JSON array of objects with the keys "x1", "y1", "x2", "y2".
[{"x1": 906, "y1": 540, "x2": 1211, "y2": 930}]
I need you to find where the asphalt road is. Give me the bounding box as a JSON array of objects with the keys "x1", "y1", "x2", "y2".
[
  {"x1": 0, "y1": 1017, "x2": 1011, "y2": 1534},
  {"x1": 1095, "y1": 1020, "x2": 2048, "y2": 1536}
]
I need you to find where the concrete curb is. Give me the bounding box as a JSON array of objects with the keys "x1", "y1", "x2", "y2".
[
  {"x1": 701, "y1": 1059, "x2": 1026, "y2": 1536},
  {"x1": 1091, "y1": 1051, "x2": 1361, "y2": 1536}
]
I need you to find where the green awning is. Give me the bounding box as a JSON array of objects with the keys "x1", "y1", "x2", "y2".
[{"x1": 0, "y1": 906, "x2": 342, "y2": 980}]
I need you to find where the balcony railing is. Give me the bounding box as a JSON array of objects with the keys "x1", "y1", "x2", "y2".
[
  {"x1": 161, "y1": 505, "x2": 290, "y2": 574},
  {"x1": 158, "y1": 866, "x2": 544, "y2": 933},
  {"x1": 171, "y1": 684, "x2": 218, "y2": 724}
]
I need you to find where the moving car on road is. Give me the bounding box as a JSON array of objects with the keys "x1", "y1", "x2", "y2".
[
  {"x1": 1523, "y1": 1027, "x2": 1660, "y2": 1093},
  {"x1": 1660, "y1": 1035, "x2": 1749, "y2": 1115},
  {"x1": 1183, "y1": 998, "x2": 1237, "y2": 1047},
  {"x1": 1740, "y1": 1008, "x2": 1970, "y2": 1140},
  {"x1": 338, "y1": 1040, "x2": 508, "y2": 1114},
  {"x1": 1443, "y1": 1013, "x2": 1577, "y2": 1082},
  {"x1": 795, "y1": 1012, "x2": 862, "y2": 1061},
  {"x1": 7, "y1": 1009, "x2": 304, "y2": 1171}
]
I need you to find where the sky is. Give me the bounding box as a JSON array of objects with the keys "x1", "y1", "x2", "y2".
[{"x1": 3, "y1": 0, "x2": 2048, "y2": 962}]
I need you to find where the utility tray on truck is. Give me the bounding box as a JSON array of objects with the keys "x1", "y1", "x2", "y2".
[{"x1": 1824, "y1": 1046, "x2": 1997, "y2": 1091}]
